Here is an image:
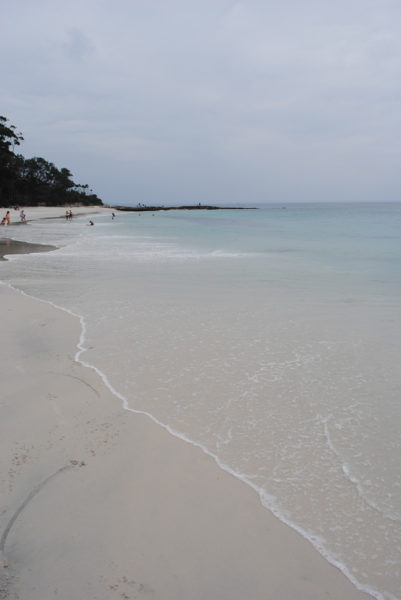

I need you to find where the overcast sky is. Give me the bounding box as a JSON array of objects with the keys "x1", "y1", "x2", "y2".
[{"x1": 2, "y1": 0, "x2": 401, "y2": 205}]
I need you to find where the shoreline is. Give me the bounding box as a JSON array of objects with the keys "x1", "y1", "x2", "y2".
[
  {"x1": 0, "y1": 205, "x2": 114, "y2": 260},
  {"x1": 0, "y1": 213, "x2": 375, "y2": 599},
  {"x1": 0, "y1": 204, "x2": 115, "y2": 226}
]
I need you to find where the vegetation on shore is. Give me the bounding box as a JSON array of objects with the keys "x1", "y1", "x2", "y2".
[{"x1": 0, "y1": 116, "x2": 102, "y2": 207}]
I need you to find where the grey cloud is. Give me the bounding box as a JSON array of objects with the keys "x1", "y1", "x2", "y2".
[
  {"x1": 2, "y1": 0, "x2": 401, "y2": 204},
  {"x1": 61, "y1": 29, "x2": 95, "y2": 61}
]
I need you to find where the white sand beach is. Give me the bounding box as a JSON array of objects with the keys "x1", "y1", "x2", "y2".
[
  {"x1": 0, "y1": 204, "x2": 114, "y2": 225},
  {"x1": 0, "y1": 209, "x2": 374, "y2": 600}
]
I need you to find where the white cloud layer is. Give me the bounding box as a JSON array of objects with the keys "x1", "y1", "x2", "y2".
[{"x1": 2, "y1": 0, "x2": 401, "y2": 204}]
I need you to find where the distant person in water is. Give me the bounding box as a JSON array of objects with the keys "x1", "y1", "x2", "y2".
[
  {"x1": 1, "y1": 218, "x2": 5, "y2": 226},
  {"x1": 5, "y1": 211, "x2": 10, "y2": 225},
  {"x1": 89, "y1": 220, "x2": 94, "y2": 226},
  {"x1": 112, "y1": 212, "x2": 115, "y2": 219},
  {"x1": 20, "y1": 210, "x2": 26, "y2": 222}
]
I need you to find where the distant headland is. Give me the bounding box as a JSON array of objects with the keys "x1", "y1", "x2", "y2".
[{"x1": 111, "y1": 205, "x2": 257, "y2": 212}]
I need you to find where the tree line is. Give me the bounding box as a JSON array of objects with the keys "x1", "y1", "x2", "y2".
[{"x1": 0, "y1": 115, "x2": 102, "y2": 207}]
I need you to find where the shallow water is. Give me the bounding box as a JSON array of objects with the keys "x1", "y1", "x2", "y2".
[{"x1": 2, "y1": 203, "x2": 401, "y2": 600}]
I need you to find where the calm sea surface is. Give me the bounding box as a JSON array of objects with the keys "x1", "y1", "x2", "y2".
[{"x1": 1, "y1": 202, "x2": 401, "y2": 600}]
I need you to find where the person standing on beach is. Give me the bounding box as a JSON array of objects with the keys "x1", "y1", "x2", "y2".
[
  {"x1": 5, "y1": 211, "x2": 10, "y2": 225},
  {"x1": 20, "y1": 209, "x2": 26, "y2": 222}
]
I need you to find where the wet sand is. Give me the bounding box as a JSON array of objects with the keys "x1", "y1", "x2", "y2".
[{"x1": 0, "y1": 239, "x2": 57, "y2": 260}]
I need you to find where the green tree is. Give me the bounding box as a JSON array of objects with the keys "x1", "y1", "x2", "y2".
[
  {"x1": 0, "y1": 116, "x2": 102, "y2": 207},
  {"x1": 0, "y1": 116, "x2": 24, "y2": 206}
]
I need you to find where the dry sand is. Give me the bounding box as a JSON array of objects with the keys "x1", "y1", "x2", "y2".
[
  {"x1": 0, "y1": 212, "x2": 373, "y2": 599},
  {"x1": 1, "y1": 205, "x2": 114, "y2": 225}
]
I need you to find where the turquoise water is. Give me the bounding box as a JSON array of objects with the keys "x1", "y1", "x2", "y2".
[
  {"x1": 1, "y1": 202, "x2": 401, "y2": 600},
  {"x1": 100, "y1": 203, "x2": 401, "y2": 293}
]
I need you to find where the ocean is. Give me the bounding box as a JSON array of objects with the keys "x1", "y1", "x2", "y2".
[{"x1": 1, "y1": 202, "x2": 400, "y2": 600}]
